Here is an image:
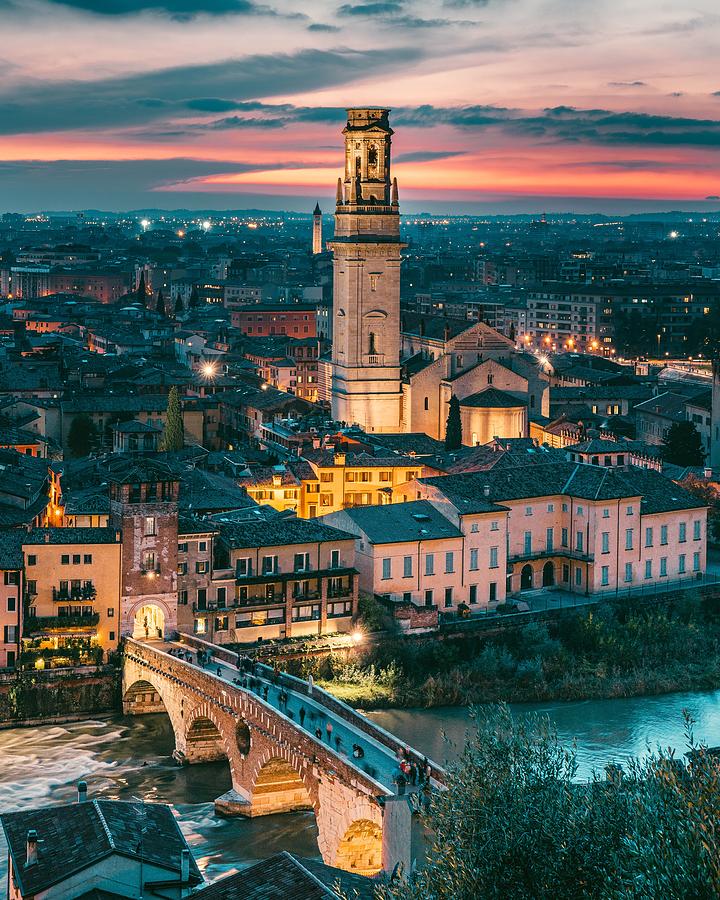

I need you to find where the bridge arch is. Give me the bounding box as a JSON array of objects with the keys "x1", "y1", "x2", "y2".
[
  {"x1": 248, "y1": 747, "x2": 315, "y2": 816},
  {"x1": 317, "y1": 792, "x2": 383, "y2": 875},
  {"x1": 121, "y1": 671, "x2": 186, "y2": 759},
  {"x1": 335, "y1": 818, "x2": 383, "y2": 876}
]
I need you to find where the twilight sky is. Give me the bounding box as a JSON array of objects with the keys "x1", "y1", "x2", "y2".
[{"x1": 1, "y1": 0, "x2": 720, "y2": 213}]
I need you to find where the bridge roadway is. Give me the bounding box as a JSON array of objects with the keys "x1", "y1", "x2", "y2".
[
  {"x1": 163, "y1": 636, "x2": 428, "y2": 792},
  {"x1": 122, "y1": 634, "x2": 444, "y2": 877}
]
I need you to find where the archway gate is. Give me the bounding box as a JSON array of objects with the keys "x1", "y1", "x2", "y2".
[{"x1": 122, "y1": 638, "x2": 443, "y2": 876}]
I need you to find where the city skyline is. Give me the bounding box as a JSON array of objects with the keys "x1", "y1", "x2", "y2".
[{"x1": 1, "y1": 0, "x2": 720, "y2": 213}]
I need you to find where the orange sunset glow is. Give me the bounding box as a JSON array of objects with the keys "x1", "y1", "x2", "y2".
[{"x1": 0, "y1": 0, "x2": 719, "y2": 212}]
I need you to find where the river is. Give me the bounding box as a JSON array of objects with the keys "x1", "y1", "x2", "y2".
[{"x1": 1, "y1": 689, "x2": 720, "y2": 884}]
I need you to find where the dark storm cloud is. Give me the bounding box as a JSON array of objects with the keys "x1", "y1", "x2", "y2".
[
  {"x1": 18, "y1": 0, "x2": 272, "y2": 17},
  {"x1": 202, "y1": 115, "x2": 287, "y2": 129},
  {"x1": 394, "y1": 149, "x2": 467, "y2": 162},
  {"x1": 392, "y1": 104, "x2": 720, "y2": 148},
  {"x1": 0, "y1": 157, "x2": 275, "y2": 210},
  {"x1": 167, "y1": 101, "x2": 720, "y2": 149},
  {"x1": 0, "y1": 47, "x2": 422, "y2": 135},
  {"x1": 336, "y1": 0, "x2": 474, "y2": 27},
  {"x1": 337, "y1": 1, "x2": 403, "y2": 14}
]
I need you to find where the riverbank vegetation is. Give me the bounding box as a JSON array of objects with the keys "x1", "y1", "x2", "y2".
[
  {"x1": 297, "y1": 594, "x2": 720, "y2": 708},
  {"x1": 373, "y1": 706, "x2": 720, "y2": 899}
]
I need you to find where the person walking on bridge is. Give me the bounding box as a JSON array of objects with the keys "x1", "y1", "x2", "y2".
[
  {"x1": 299, "y1": 707, "x2": 306, "y2": 727},
  {"x1": 326, "y1": 721, "x2": 333, "y2": 744}
]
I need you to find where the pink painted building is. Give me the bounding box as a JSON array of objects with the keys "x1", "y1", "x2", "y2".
[
  {"x1": 0, "y1": 533, "x2": 23, "y2": 669},
  {"x1": 321, "y1": 499, "x2": 509, "y2": 613},
  {"x1": 399, "y1": 462, "x2": 707, "y2": 607}
]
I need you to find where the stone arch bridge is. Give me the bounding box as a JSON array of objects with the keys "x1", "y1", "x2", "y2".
[{"x1": 122, "y1": 637, "x2": 443, "y2": 878}]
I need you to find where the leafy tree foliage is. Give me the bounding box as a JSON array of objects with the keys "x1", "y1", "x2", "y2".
[
  {"x1": 680, "y1": 475, "x2": 720, "y2": 542},
  {"x1": 67, "y1": 414, "x2": 98, "y2": 457},
  {"x1": 155, "y1": 288, "x2": 166, "y2": 317},
  {"x1": 444, "y1": 395, "x2": 462, "y2": 450},
  {"x1": 189, "y1": 285, "x2": 200, "y2": 309},
  {"x1": 159, "y1": 386, "x2": 184, "y2": 452},
  {"x1": 662, "y1": 420, "x2": 705, "y2": 466},
  {"x1": 377, "y1": 706, "x2": 720, "y2": 899}
]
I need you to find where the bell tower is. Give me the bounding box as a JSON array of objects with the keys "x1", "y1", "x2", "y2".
[{"x1": 329, "y1": 108, "x2": 403, "y2": 433}]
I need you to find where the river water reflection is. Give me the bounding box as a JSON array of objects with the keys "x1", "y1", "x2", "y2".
[{"x1": 0, "y1": 689, "x2": 719, "y2": 884}]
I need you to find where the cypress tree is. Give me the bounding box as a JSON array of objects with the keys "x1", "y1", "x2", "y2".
[
  {"x1": 173, "y1": 293, "x2": 184, "y2": 317},
  {"x1": 156, "y1": 288, "x2": 166, "y2": 317},
  {"x1": 159, "y1": 386, "x2": 184, "y2": 452},
  {"x1": 189, "y1": 285, "x2": 200, "y2": 309},
  {"x1": 445, "y1": 394, "x2": 463, "y2": 450},
  {"x1": 137, "y1": 271, "x2": 147, "y2": 305}
]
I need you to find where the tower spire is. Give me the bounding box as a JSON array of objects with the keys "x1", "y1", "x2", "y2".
[
  {"x1": 336, "y1": 177, "x2": 344, "y2": 205},
  {"x1": 312, "y1": 202, "x2": 323, "y2": 255},
  {"x1": 391, "y1": 177, "x2": 399, "y2": 206}
]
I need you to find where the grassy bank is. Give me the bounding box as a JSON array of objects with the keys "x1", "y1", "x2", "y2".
[{"x1": 301, "y1": 594, "x2": 720, "y2": 709}]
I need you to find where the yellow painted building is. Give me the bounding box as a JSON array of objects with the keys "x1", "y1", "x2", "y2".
[
  {"x1": 22, "y1": 528, "x2": 121, "y2": 664},
  {"x1": 238, "y1": 450, "x2": 427, "y2": 518}
]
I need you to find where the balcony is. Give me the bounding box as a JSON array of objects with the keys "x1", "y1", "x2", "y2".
[
  {"x1": 25, "y1": 613, "x2": 100, "y2": 634},
  {"x1": 235, "y1": 566, "x2": 355, "y2": 585},
  {"x1": 52, "y1": 584, "x2": 97, "y2": 602},
  {"x1": 508, "y1": 548, "x2": 594, "y2": 565}
]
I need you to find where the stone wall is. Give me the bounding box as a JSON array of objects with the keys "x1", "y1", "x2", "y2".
[{"x1": 0, "y1": 667, "x2": 121, "y2": 726}]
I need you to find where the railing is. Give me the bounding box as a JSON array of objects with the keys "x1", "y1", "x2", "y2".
[
  {"x1": 159, "y1": 634, "x2": 445, "y2": 786},
  {"x1": 52, "y1": 585, "x2": 97, "y2": 602},
  {"x1": 508, "y1": 548, "x2": 594, "y2": 564},
  {"x1": 438, "y1": 571, "x2": 720, "y2": 630},
  {"x1": 26, "y1": 613, "x2": 100, "y2": 633}
]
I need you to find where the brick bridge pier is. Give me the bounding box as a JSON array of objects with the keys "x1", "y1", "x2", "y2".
[{"x1": 122, "y1": 637, "x2": 443, "y2": 878}]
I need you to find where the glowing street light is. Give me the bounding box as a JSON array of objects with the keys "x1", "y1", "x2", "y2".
[
  {"x1": 140, "y1": 219, "x2": 150, "y2": 232},
  {"x1": 201, "y1": 361, "x2": 217, "y2": 378},
  {"x1": 202, "y1": 220, "x2": 211, "y2": 232}
]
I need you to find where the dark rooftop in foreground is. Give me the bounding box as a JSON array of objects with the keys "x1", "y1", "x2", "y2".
[
  {"x1": 193, "y1": 851, "x2": 374, "y2": 900},
  {"x1": 0, "y1": 800, "x2": 201, "y2": 897}
]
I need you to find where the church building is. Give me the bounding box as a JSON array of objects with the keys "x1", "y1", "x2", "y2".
[{"x1": 329, "y1": 108, "x2": 549, "y2": 445}]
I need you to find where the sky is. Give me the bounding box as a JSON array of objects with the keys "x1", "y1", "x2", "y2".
[{"x1": 1, "y1": 0, "x2": 720, "y2": 214}]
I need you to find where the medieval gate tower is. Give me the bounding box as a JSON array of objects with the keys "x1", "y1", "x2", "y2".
[{"x1": 330, "y1": 108, "x2": 404, "y2": 432}]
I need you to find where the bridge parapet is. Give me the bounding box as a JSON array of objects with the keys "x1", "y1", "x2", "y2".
[
  {"x1": 176, "y1": 631, "x2": 445, "y2": 785},
  {"x1": 123, "y1": 637, "x2": 438, "y2": 877}
]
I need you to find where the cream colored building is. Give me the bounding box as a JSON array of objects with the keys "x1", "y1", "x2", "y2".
[{"x1": 330, "y1": 108, "x2": 404, "y2": 433}]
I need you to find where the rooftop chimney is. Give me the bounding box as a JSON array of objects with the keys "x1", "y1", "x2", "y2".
[
  {"x1": 180, "y1": 849, "x2": 190, "y2": 884},
  {"x1": 77, "y1": 781, "x2": 88, "y2": 802},
  {"x1": 26, "y1": 831, "x2": 38, "y2": 867},
  {"x1": 483, "y1": 484, "x2": 490, "y2": 497}
]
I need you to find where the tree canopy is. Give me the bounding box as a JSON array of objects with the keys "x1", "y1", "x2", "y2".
[
  {"x1": 444, "y1": 395, "x2": 462, "y2": 450},
  {"x1": 67, "y1": 414, "x2": 98, "y2": 458},
  {"x1": 662, "y1": 420, "x2": 705, "y2": 466},
  {"x1": 378, "y1": 705, "x2": 720, "y2": 900},
  {"x1": 159, "y1": 386, "x2": 184, "y2": 452}
]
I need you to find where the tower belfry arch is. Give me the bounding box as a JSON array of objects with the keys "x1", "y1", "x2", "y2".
[{"x1": 330, "y1": 108, "x2": 404, "y2": 433}]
